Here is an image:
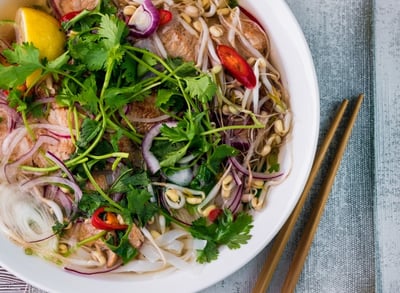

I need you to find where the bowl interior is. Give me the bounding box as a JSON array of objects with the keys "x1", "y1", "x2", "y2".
[{"x1": 0, "y1": 1, "x2": 319, "y2": 292}]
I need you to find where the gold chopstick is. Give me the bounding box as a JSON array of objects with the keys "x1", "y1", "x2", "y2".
[
  {"x1": 252, "y1": 94, "x2": 364, "y2": 293},
  {"x1": 281, "y1": 93, "x2": 364, "y2": 292}
]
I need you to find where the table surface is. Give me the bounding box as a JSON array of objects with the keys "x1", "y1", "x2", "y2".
[{"x1": 1, "y1": 0, "x2": 399, "y2": 292}]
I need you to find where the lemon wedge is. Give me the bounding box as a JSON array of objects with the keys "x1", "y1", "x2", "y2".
[{"x1": 15, "y1": 7, "x2": 66, "y2": 86}]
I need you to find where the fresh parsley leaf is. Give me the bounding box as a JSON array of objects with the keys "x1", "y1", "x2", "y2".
[
  {"x1": 3, "y1": 42, "x2": 41, "y2": 66},
  {"x1": 103, "y1": 84, "x2": 149, "y2": 110},
  {"x1": 120, "y1": 57, "x2": 138, "y2": 83},
  {"x1": 156, "y1": 88, "x2": 184, "y2": 112},
  {"x1": 160, "y1": 121, "x2": 192, "y2": 143},
  {"x1": 150, "y1": 140, "x2": 186, "y2": 162}
]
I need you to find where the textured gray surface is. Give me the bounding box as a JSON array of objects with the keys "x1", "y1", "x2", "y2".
[
  {"x1": 1, "y1": 0, "x2": 399, "y2": 292},
  {"x1": 374, "y1": 0, "x2": 400, "y2": 292}
]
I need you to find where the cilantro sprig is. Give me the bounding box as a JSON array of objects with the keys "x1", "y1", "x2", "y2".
[{"x1": 190, "y1": 210, "x2": 253, "y2": 263}]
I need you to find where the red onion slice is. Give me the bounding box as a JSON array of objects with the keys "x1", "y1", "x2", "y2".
[
  {"x1": 229, "y1": 157, "x2": 283, "y2": 180},
  {"x1": 45, "y1": 151, "x2": 75, "y2": 182},
  {"x1": 21, "y1": 176, "x2": 82, "y2": 204},
  {"x1": 9, "y1": 135, "x2": 58, "y2": 164},
  {"x1": 65, "y1": 260, "x2": 122, "y2": 275},
  {"x1": 127, "y1": 0, "x2": 160, "y2": 38},
  {"x1": 224, "y1": 183, "x2": 243, "y2": 214}
]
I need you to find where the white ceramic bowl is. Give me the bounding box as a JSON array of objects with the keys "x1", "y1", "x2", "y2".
[{"x1": 0, "y1": 0, "x2": 319, "y2": 292}]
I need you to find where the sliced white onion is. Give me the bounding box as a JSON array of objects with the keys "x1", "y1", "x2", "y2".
[
  {"x1": 0, "y1": 184, "x2": 58, "y2": 252},
  {"x1": 21, "y1": 176, "x2": 82, "y2": 204},
  {"x1": 142, "y1": 121, "x2": 177, "y2": 174},
  {"x1": 166, "y1": 168, "x2": 193, "y2": 186}
]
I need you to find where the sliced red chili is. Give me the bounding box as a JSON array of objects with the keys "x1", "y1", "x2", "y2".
[
  {"x1": 60, "y1": 11, "x2": 81, "y2": 23},
  {"x1": 158, "y1": 9, "x2": 172, "y2": 26},
  {"x1": 216, "y1": 44, "x2": 257, "y2": 89},
  {"x1": 207, "y1": 208, "x2": 222, "y2": 222},
  {"x1": 91, "y1": 207, "x2": 128, "y2": 231}
]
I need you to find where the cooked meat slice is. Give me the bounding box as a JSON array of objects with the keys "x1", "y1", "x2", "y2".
[
  {"x1": 125, "y1": 95, "x2": 165, "y2": 134},
  {"x1": 240, "y1": 17, "x2": 268, "y2": 56},
  {"x1": 159, "y1": 17, "x2": 198, "y2": 62},
  {"x1": 128, "y1": 224, "x2": 144, "y2": 249},
  {"x1": 78, "y1": 220, "x2": 103, "y2": 244},
  {"x1": 51, "y1": 0, "x2": 98, "y2": 18}
]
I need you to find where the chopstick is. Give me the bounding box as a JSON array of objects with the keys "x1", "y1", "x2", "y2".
[
  {"x1": 252, "y1": 93, "x2": 364, "y2": 293},
  {"x1": 281, "y1": 93, "x2": 364, "y2": 292}
]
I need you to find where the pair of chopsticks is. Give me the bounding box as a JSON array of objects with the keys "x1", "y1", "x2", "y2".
[{"x1": 252, "y1": 94, "x2": 364, "y2": 293}]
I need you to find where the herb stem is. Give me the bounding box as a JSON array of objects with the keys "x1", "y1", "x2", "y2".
[
  {"x1": 82, "y1": 162, "x2": 123, "y2": 210},
  {"x1": 87, "y1": 152, "x2": 129, "y2": 160}
]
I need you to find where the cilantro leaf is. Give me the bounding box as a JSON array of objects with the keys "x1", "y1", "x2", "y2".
[
  {"x1": 126, "y1": 188, "x2": 158, "y2": 227},
  {"x1": 0, "y1": 43, "x2": 43, "y2": 88},
  {"x1": 7, "y1": 89, "x2": 26, "y2": 112},
  {"x1": 189, "y1": 210, "x2": 253, "y2": 263},
  {"x1": 98, "y1": 14, "x2": 126, "y2": 50},
  {"x1": 208, "y1": 144, "x2": 239, "y2": 171},
  {"x1": 110, "y1": 170, "x2": 150, "y2": 193},
  {"x1": 76, "y1": 75, "x2": 99, "y2": 113},
  {"x1": 166, "y1": 58, "x2": 197, "y2": 77},
  {"x1": 137, "y1": 53, "x2": 158, "y2": 78},
  {"x1": 216, "y1": 212, "x2": 253, "y2": 249},
  {"x1": 103, "y1": 84, "x2": 149, "y2": 110},
  {"x1": 78, "y1": 192, "x2": 109, "y2": 215},
  {"x1": 106, "y1": 229, "x2": 138, "y2": 264},
  {"x1": 69, "y1": 36, "x2": 108, "y2": 70},
  {"x1": 46, "y1": 51, "x2": 70, "y2": 71},
  {"x1": 267, "y1": 147, "x2": 280, "y2": 173},
  {"x1": 228, "y1": 0, "x2": 239, "y2": 8},
  {"x1": 159, "y1": 143, "x2": 190, "y2": 168},
  {"x1": 76, "y1": 118, "x2": 102, "y2": 149},
  {"x1": 184, "y1": 74, "x2": 217, "y2": 103},
  {"x1": 196, "y1": 241, "x2": 219, "y2": 263},
  {"x1": 160, "y1": 122, "x2": 192, "y2": 143}
]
